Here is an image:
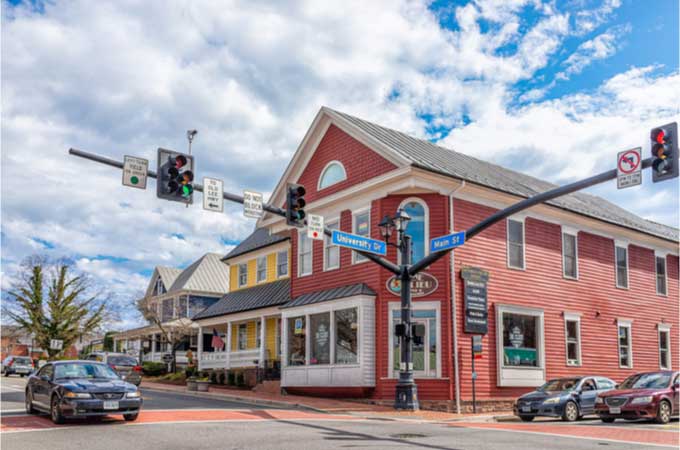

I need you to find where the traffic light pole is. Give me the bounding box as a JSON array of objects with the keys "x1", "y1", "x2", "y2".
[{"x1": 70, "y1": 147, "x2": 661, "y2": 411}]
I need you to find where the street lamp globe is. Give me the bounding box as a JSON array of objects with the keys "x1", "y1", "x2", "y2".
[
  {"x1": 393, "y1": 208, "x2": 411, "y2": 233},
  {"x1": 378, "y1": 215, "x2": 395, "y2": 239}
]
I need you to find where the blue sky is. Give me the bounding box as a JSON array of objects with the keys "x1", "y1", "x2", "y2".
[{"x1": 1, "y1": 0, "x2": 678, "y2": 329}]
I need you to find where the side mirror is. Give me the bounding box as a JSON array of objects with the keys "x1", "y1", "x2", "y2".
[
  {"x1": 40, "y1": 375, "x2": 50, "y2": 382},
  {"x1": 673, "y1": 381, "x2": 679, "y2": 390}
]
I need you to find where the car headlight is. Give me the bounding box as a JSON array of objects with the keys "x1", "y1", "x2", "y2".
[
  {"x1": 631, "y1": 396, "x2": 653, "y2": 405},
  {"x1": 64, "y1": 391, "x2": 92, "y2": 399},
  {"x1": 543, "y1": 397, "x2": 561, "y2": 405},
  {"x1": 595, "y1": 396, "x2": 604, "y2": 404},
  {"x1": 126, "y1": 391, "x2": 141, "y2": 398}
]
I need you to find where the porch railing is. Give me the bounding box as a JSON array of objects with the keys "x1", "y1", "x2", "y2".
[
  {"x1": 199, "y1": 351, "x2": 227, "y2": 370},
  {"x1": 228, "y1": 349, "x2": 260, "y2": 368}
]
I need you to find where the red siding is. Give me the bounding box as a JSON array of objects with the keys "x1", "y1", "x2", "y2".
[{"x1": 453, "y1": 198, "x2": 679, "y2": 401}]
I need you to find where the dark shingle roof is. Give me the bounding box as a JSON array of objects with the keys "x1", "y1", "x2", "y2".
[
  {"x1": 192, "y1": 279, "x2": 290, "y2": 320},
  {"x1": 326, "y1": 108, "x2": 679, "y2": 243},
  {"x1": 223, "y1": 228, "x2": 289, "y2": 260},
  {"x1": 281, "y1": 283, "x2": 376, "y2": 309}
]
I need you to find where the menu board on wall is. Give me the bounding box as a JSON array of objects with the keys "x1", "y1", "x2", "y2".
[{"x1": 461, "y1": 266, "x2": 490, "y2": 335}]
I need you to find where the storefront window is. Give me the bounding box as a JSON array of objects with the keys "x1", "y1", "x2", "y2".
[
  {"x1": 287, "y1": 317, "x2": 306, "y2": 366},
  {"x1": 502, "y1": 312, "x2": 538, "y2": 367},
  {"x1": 310, "y1": 313, "x2": 330, "y2": 365},
  {"x1": 335, "y1": 308, "x2": 358, "y2": 364}
]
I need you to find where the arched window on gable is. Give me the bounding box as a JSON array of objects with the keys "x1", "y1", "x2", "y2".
[
  {"x1": 400, "y1": 199, "x2": 428, "y2": 264},
  {"x1": 318, "y1": 161, "x2": 347, "y2": 190}
]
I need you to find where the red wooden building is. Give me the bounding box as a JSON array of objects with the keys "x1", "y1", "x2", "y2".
[{"x1": 252, "y1": 107, "x2": 679, "y2": 412}]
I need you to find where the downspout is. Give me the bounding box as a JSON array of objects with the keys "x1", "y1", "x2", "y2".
[{"x1": 449, "y1": 181, "x2": 466, "y2": 414}]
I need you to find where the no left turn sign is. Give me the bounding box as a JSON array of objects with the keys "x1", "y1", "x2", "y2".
[{"x1": 617, "y1": 147, "x2": 642, "y2": 189}]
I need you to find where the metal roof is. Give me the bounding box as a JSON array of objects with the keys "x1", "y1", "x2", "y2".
[
  {"x1": 169, "y1": 253, "x2": 230, "y2": 294},
  {"x1": 281, "y1": 283, "x2": 376, "y2": 309},
  {"x1": 223, "y1": 227, "x2": 290, "y2": 260},
  {"x1": 324, "y1": 107, "x2": 679, "y2": 243},
  {"x1": 192, "y1": 279, "x2": 291, "y2": 320},
  {"x1": 156, "y1": 266, "x2": 182, "y2": 291}
]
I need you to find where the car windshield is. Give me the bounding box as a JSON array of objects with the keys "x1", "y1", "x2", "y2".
[
  {"x1": 54, "y1": 363, "x2": 119, "y2": 380},
  {"x1": 619, "y1": 373, "x2": 672, "y2": 390},
  {"x1": 108, "y1": 356, "x2": 138, "y2": 366},
  {"x1": 15, "y1": 357, "x2": 32, "y2": 364},
  {"x1": 539, "y1": 378, "x2": 580, "y2": 392}
]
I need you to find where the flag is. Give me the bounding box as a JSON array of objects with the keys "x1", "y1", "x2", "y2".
[{"x1": 211, "y1": 328, "x2": 225, "y2": 351}]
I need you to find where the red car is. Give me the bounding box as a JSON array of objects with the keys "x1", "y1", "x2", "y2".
[{"x1": 595, "y1": 371, "x2": 679, "y2": 424}]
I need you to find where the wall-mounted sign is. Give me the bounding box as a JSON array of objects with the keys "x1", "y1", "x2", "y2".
[
  {"x1": 462, "y1": 266, "x2": 489, "y2": 335},
  {"x1": 294, "y1": 318, "x2": 304, "y2": 335},
  {"x1": 386, "y1": 272, "x2": 439, "y2": 298}
]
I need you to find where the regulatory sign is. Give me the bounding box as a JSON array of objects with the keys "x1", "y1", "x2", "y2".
[
  {"x1": 162, "y1": 353, "x2": 174, "y2": 364},
  {"x1": 461, "y1": 266, "x2": 490, "y2": 335},
  {"x1": 122, "y1": 155, "x2": 148, "y2": 189},
  {"x1": 307, "y1": 214, "x2": 324, "y2": 240},
  {"x1": 243, "y1": 190, "x2": 264, "y2": 218},
  {"x1": 472, "y1": 335, "x2": 483, "y2": 360},
  {"x1": 617, "y1": 147, "x2": 642, "y2": 189},
  {"x1": 331, "y1": 230, "x2": 387, "y2": 256},
  {"x1": 202, "y1": 177, "x2": 224, "y2": 213},
  {"x1": 50, "y1": 339, "x2": 63, "y2": 350},
  {"x1": 430, "y1": 231, "x2": 466, "y2": 253}
]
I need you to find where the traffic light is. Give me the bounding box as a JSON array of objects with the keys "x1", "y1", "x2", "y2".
[
  {"x1": 286, "y1": 183, "x2": 306, "y2": 227},
  {"x1": 156, "y1": 148, "x2": 195, "y2": 204},
  {"x1": 650, "y1": 122, "x2": 678, "y2": 183}
]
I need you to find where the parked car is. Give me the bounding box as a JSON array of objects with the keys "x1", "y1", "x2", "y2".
[
  {"x1": 514, "y1": 376, "x2": 617, "y2": 422},
  {"x1": 25, "y1": 360, "x2": 143, "y2": 424},
  {"x1": 595, "y1": 371, "x2": 679, "y2": 424},
  {"x1": 86, "y1": 352, "x2": 142, "y2": 386},
  {"x1": 2, "y1": 356, "x2": 35, "y2": 377}
]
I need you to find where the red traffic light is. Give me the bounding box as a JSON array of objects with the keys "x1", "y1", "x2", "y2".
[
  {"x1": 653, "y1": 129, "x2": 666, "y2": 145},
  {"x1": 175, "y1": 155, "x2": 188, "y2": 168}
]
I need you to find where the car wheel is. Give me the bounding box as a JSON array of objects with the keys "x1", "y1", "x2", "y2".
[
  {"x1": 519, "y1": 415, "x2": 534, "y2": 422},
  {"x1": 123, "y1": 413, "x2": 139, "y2": 421},
  {"x1": 20, "y1": 374, "x2": 25, "y2": 378},
  {"x1": 3, "y1": 370, "x2": 9, "y2": 377},
  {"x1": 655, "y1": 400, "x2": 671, "y2": 424},
  {"x1": 601, "y1": 417, "x2": 615, "y2": 423},
  {"x1": 50, "y1": 395, "x2": 65, "y2": 425},
  {"x1": 562, "y1": 401, "x2": 579, "y2": 422},
  {"x1": 25, "y1": 390, "x2": 36, "y2": 414}
]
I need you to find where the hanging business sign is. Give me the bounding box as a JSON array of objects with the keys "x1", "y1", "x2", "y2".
[
  {"x1": 461, "y1": 266, "x2": 490, "y2": 335},
  {"x1": 386, "y1": 272, "x2": 438, "y2": 298}
]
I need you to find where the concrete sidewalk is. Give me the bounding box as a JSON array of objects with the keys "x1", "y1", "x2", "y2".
[{"x1": 140, "y1": 381, "x2": 514, "y2": 423}]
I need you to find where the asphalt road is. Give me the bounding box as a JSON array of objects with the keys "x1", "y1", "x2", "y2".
[{"x1": 2, "y1": 375, "x2": 677, "y2": 450}]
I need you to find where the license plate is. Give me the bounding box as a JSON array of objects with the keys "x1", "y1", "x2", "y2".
[
  {"x1": 608, "y1": 407, "x2": 621, "y2": 414},
  {"x1": 521, "y1": 406, "x2": 531, "y2": 412},
  {"x1": 103, "y1": 401, "x2": 119, "y2": 410}
]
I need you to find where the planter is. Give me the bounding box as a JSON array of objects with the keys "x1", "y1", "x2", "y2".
[
  {"x1": 196, "y1": 381, "x2": 210, "y2": 392},
  {"x1": 187, "y1": 380, "x2": 198, "y2": 391}
]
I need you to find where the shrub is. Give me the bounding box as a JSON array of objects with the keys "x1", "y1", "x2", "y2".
[
  {"x1": 218, "y1": 371, "x2": 226, "y2": 385},
  {"x1": 209, "y1": 371, "x2": 218, "y2": 384},
  {"x1": 227, "y1": 371, "x2": 235, "y2": 386},
  {"x1": 142, "y1": 362, "x2": 167, "y2": 376},
  {"x1": 185, "y1": 366, "x2": 197, "y2": 378},
  {"x1": 236, "y1": 372, "x2": 245, "y2": 387}
]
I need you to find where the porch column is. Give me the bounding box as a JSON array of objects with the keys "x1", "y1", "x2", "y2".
[
  {"x1": 197, "y1": 325, "x2": 203, "y2": 371},
  {"x1": 151, "y1": 334, "x2": 156, "y2": 361},
  {"x1": 137, "y1": 338, "x2": 143, "y2": 363},
  {"x1": 113, "y1": 337, "x2": 118, "y2": 353},
  {"x1": 225, "y1": 322, "x2": 232, "y2": 369},
  {"x1": 259, "y1": 316, "x2": 266, "y2": 368}
]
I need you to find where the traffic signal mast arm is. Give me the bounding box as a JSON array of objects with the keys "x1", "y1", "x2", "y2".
[{"x1": 68, "y1": 148, "x2": 401, "y2": 274}]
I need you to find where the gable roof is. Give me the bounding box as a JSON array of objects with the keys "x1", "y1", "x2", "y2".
[
  {"x1": 168, "y1": 253, "x2": 230, "y2": 294},
  {"x1": 192, "y1": 279, "x2": 290, "y2": 320},
  {"x1": 144, "y1": 266, "x2": 182, "y2": 297},
  {"x1": 223, "y1": 227, "x2": 289, "y2": 260},
  {"x1": 268, "y1": 107, "x2": 677, "y2": 242}
]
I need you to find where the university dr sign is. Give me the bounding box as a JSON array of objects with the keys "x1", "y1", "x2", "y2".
[{"x1": 386, "y1": 272, "x2": 438, "y2": 297}]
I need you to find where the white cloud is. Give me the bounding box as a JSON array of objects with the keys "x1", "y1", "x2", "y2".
[{"x1": 557, "y1": 24, "x2": 630, "y2": 80}]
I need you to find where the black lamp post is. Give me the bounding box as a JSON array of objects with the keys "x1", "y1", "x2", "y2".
[{"x1": 379, "y1": 209, "x2": 419, "y2": 410}]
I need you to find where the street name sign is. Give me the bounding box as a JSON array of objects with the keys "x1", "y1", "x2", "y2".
[
  {"x1": 202, "y1": 177, "x2": 224, "y2": 213},
  {"x1": 122, "y1": 155, "x2": 148, "y2": 189},
  {"x1": 331, "y1": 230, "x2": 387, "y2": 256},
  {"x1": 461, "y1": 266, "x2": 489, "y2": 335},
  {"x1": 430, "y1": 231, "x2": 466, "y2": 253},
  {"x1": 307, "y1": 214, "x2": 324, "y2": 240},
  {"x1": 617, "y1": 147, "x2": 642, "y2": 189},
  {"x1": 50, "y1": 339, "x2": 64, "y2": 350},
  {"x1": 243, "y1": 190, "x2": 264, "y2": 218}
]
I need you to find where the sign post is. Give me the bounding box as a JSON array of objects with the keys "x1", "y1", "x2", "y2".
[
  {"x1": 122, "y1": 155, "x2": 148, "y2": 189},
  {"x1": 307, "y1": 214, "x2": 325, "y2": 240},
  {"x1": 471, "y1": 335, "x2": 483, "y2": 414},
  {"x1": 243, "y1": 190, "x2": 264, "y2": 218},
  {"x1": 617, "y1": 147, "x2": 642, "y2": 189},
  {"x1": 202, "y1": 177, "x2": 224, "y2": 212}
]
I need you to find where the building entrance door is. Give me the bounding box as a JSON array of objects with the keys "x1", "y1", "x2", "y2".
[{"x1": 393, "y1": 312, "x2": 437, "y2": 378}]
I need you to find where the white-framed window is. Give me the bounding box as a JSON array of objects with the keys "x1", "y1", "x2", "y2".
[
  {"x1": 496, "y1": 304, "x2": 545, "y2": 387},
  {"x1": 238, "y1": 263, "x2": 248, "y2": 287},
  {"x1": 155, "y1": 277, "x2": 165, "y2": 295},
  {"x1": 562, "y1": 232, "x2": 578, "y2": 279},
  {"x1": 658, "y1": 324, "x2": 671, "y2": 370},
  {"x1": 317, "y1": 161, "x2": 347, "y2": 190},
  {"x1": 238, "y1": 323, "x2": 248, "y2": 351},
  {"x1": 277, "y1": 250, "x2": 288, "y2": 278},
  {"x1": 309, "y1": 312, "x2": 331, "y2": 365},
  {"x1": 388, "y1": 301, "x2": 441, "y2": 378},
  {"x1": 335, "y1": 308, "x2": 358, "y2": 364},
  {"x1": 256, "y1": 256, "x2": 267, "y2": 283},
  {"x1": 298, "y1": 231, "x2": 312, "y2": 276},
  {"x1": 398, "y1": 198, "x2": 429, "y2": 264},
  {"x1": 656, "y1": 255, "x2": 668, "y2": 296},
  {"x1": 324, "y1": 220, "x2": 340, "y2": 271},
  {"x1": 507, "y1": 218, "x2": 525, "y2": 270},
  {"x1": 615, "y1": 245, "x2": 628, "y2": 289},
  {"x1": 352, "y1": 208, "x2": 371, "y2": 264},
  {"x1": 287, "y1": 316, "x2": 306, "y2": 366},
  {"x1": 617, "y1": 319, "x2": 633, "y2": 368},
  {"x1": 564, "y1": 313, "x2": 581, "y2": 366}
]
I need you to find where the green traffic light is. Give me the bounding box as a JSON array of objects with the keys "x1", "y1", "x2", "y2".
[{"x1": 181, "y1": 184, "x2": 193, "y2": 198}]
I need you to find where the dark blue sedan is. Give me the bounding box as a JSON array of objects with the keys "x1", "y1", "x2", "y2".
[
  {"x1": 514, "y1": 376, "x2": 616, "y2": 422},
  {"x1": 25, "y1": 360, "x2": 142, "y2": 424}
]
